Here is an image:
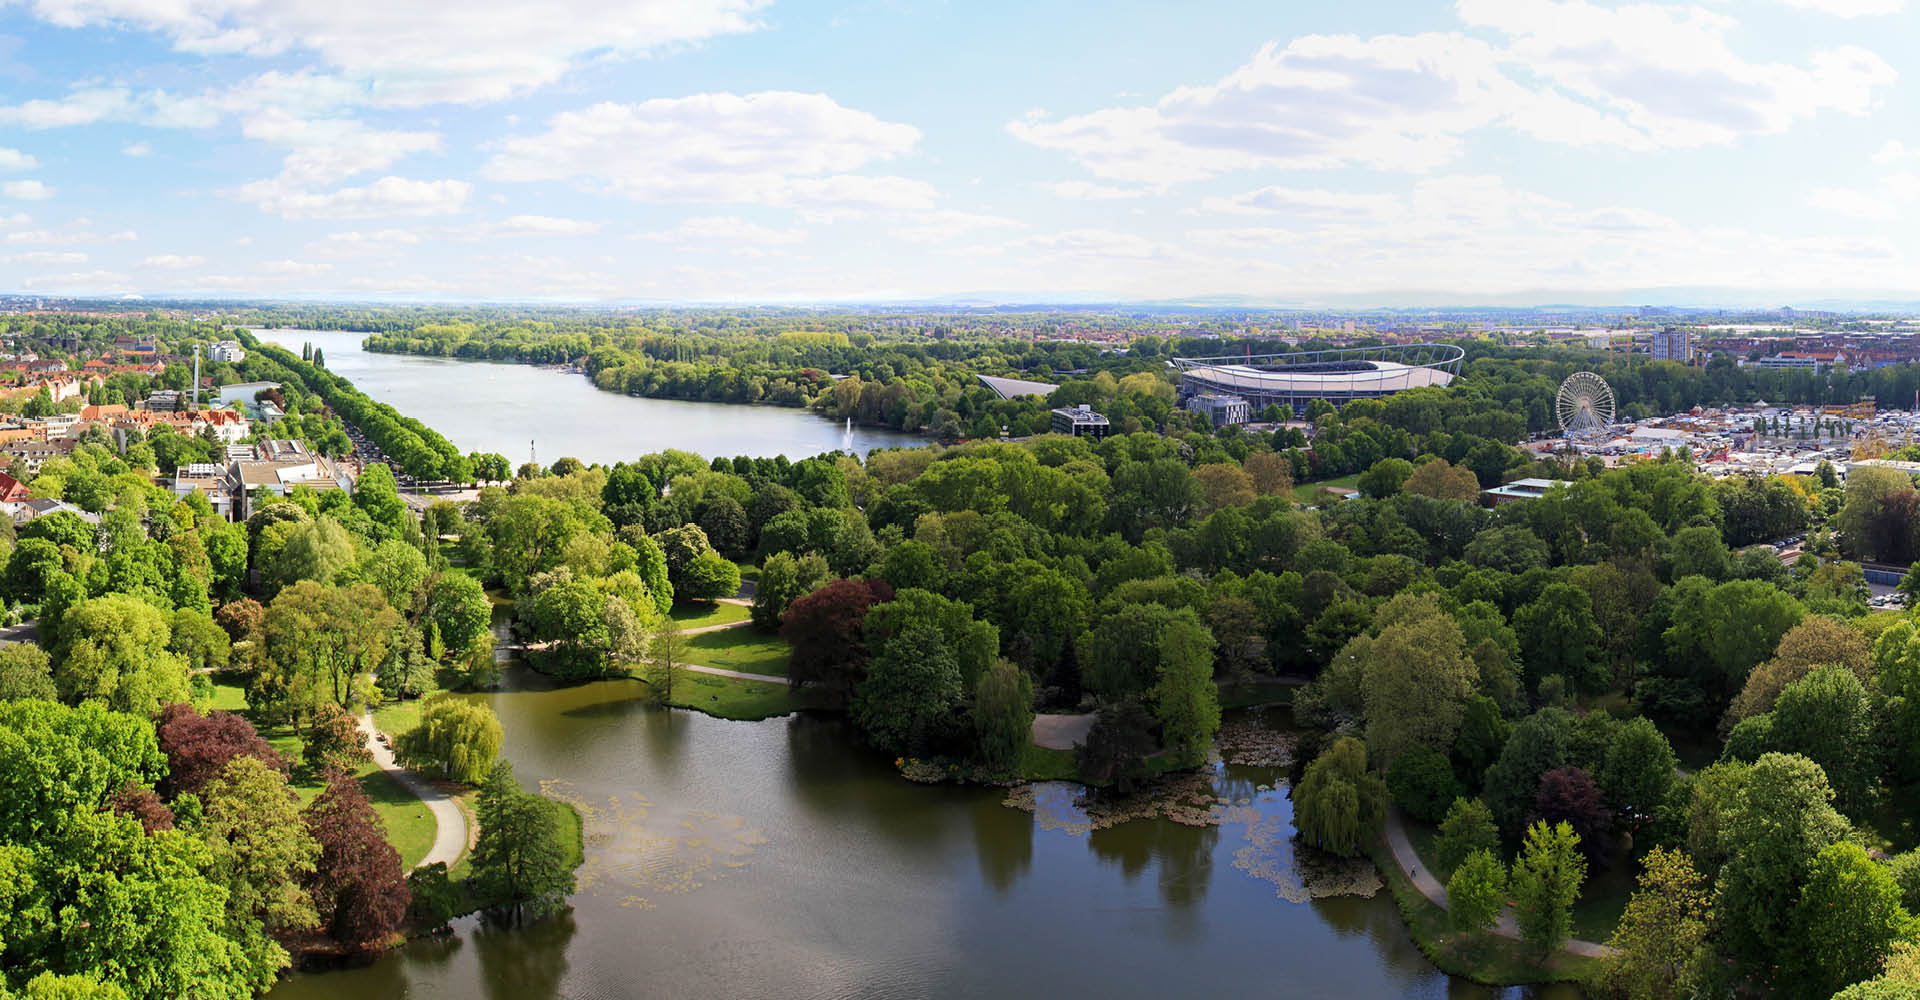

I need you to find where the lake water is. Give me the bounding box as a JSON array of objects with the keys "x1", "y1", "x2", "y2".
[
  {"x1": 268, "y1": 668, "x2": 1578, "y2": 1000},
  {"x1": 249, "y1": 329, "x2": 923, "y2": 466}
]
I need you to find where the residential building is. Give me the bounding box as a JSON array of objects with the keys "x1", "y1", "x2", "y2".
[
  {"x1": 231, "y1": 439, "x2": 353, "y2": 518},
  {"x1": 208, "y1": 341, "x2": 245, "y2": 363},
  {"x1": 1185, "y1": 392, "x2": 1251, "y2": 427},
  {"x1": 1650, "y1": 327, "x2": 1692, "y2": 363},
  {"x1": 0, "y1": 472, "x2": 28, "y2": 502},
  {"x1": 1049, "y1": 403, "x2": 1112, "y2": 439},
  {"x1": 172, "y1": 462, "x2": 240, "y2": 520}
]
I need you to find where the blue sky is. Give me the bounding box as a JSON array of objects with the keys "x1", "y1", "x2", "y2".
[{"x1": 0, "y1": 0, "x2": 1913, "y2": 303}]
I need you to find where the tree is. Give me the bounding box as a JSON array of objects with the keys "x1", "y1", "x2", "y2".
[
  {"x1": 303, "y1": 768, "x2": 410, "y2": 956},
  {"x1": 155, "y1": 703, "x2": 287, "y2": 798},
  {"x1": 1151, "y1": 608, "x2": 1221, "y2": 765},
  {"x1": 214, "y1": 598, "x2": 265, "y2": 643},
  {"x1": 518, "y1": 577, "x2": 637, "y2": 681},
  {"x1": 1358, "y1": 610, "x2": 1476, "y2": 764},
  {"x1": 752, "y1": 550, "x2": 833, "y2": 629},
  {"x1": 648, "y1": 616, "x2": 687, "y2": 705},
  {"x1": 167, "y1": 609, "x2": 230, "y2": 674},
  {"x1": 1292, "y1": 737, "x2": 1388, "y2": 858},
  {"x1": 1727, "y1": 614, "x2": 1873, "y2": 730},
  {"x1": 1761, "y1": 666, "x2": 1880, "y2": 818},
  {"x1": 356, "y1": 539, "x2": 428, "y2": 609},
  {"x1": 1075, "y1": 701, "x2": 1155, "y2": 793},
  {"x1": 470, "y1": 761, "x2": 576, "y2": 922},
  {"x1": 1484, "y1": 708, "x2": 1573, "y2": 838},
  {"x1": 1599, "y1": 716, "x2": 1676, "y2": 833},
  {"x1": 1783, "y1": 842, "x2": 1912, "y2": 1000},
  {"x1": 259, "y1": 581, "x2": 398, "y2": 726},
  {"x1": 197, "y1": 755, "x2": 321, "y2": 983},
  {"x1": 1714, "y1": 752, "x2": 1850, "y2": 978},
  {"x1": 1511, "y1": 819, "x2": 1586, "y2": 955},
  {"x1": 853, "y1": 623, "x2": 962, "y2": 756},
  {"x1": 972, "y1": 659, "x2": 1033, "y2": 771},
  {"x1": 1667, "y1": 525, "x2": 1731, "y2": 582},
  {"x1": 1435, "y1": 797, "x2": 1500, "y2": 877},
  {"x1": 262, "y1": 517, "x2": 357, "y2": 592},
  {"x1": 1532, "y1": 767, "x2": 1613, "y2": 868},
  {"x1": 1404, "y1": 458, "x2": 1480, "y2": 502},
  {"x1": 1357, "y1": 457, "x2": 1414, "y2": 499},
  {"x1": 1387, "y1": 747, "x2": 1462, "y2": 823},
  {"x1": 1193, "y1": 461, "x2": 1255, "y2": 513},
  {"x1": 1447, "y1": 849, "x2": 1507, "y2": 936},
  {"x1": 781, "y1": 578, "x2": 894, "y2": 706},
  {"x1": 1243, "y1": 451, "x2": 1294, "y2": 497},
  {"x1": 395, "y1": 693, "x2": 504, "y2": 785},
  {"x1": 1595, "y1": 847, "x2": 1710, "y2": 1000},
  {"x1": 427, "y1": 572, "x2": 493, "y2": 657},
  {"x1": 304, "y1": 708, "x2": 372, "y2": 774},
  {"x1": 406, "y1": 862, "x2": 461, "y2": 933},
  {"x1": 0, "y1": 643, "x2": 56, "y2": 702},
  {"x1": 53, "y1": 595, "x2": 190, "y2": 716},
  {"x1": 679, "y1": 549, "x2": 742, "y2": 602},
  {"x1": 1513, "y1": 583, "x2": 1607, "y2": 694}
]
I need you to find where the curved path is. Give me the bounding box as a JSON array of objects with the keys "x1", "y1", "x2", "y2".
[
  {"x1": 1383, "y1": 808, "x2": 1614, "y2": 959},
  {"x1": 358, "y1": 712, "x2": 469, "y2": 870}
]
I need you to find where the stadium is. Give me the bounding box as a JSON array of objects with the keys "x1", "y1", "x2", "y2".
[{"x1": 1171, "y1": 343, "x2": 1466, "y2": 414}]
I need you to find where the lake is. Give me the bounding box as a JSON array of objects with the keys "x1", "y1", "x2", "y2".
[
  {"x1": 268, "y1": 667, "x2": 1579, "y2": 1000},
  {"x1": 249, "y1": 329, "x2": 923, "y2": 466}
]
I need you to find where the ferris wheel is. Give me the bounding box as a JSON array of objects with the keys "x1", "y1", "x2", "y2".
[{"x1": 1556, "y1": 371, "x2": 1616, "y2": 438}]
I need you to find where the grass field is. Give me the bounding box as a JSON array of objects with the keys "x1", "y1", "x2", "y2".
[
  {"x1": 685, "y1": 626, "x2": 791, "y2": 676},
  {"x1": 652, "y1": 669, "x2": 793, "y2": 721},
  {"x1": 1020, "y1": 743, "x2": 1078, "y2": 781},
  {"x1": 670, "y1": 600, "x2": 751, "y2": 628},
  {"x1": 1292, "y1": 473, "x2": 1362, "y2": 506}
]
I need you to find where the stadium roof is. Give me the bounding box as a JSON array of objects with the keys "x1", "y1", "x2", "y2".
[
  {"x1": 1177, "y1": 360, "x2": 1454, "y2": 395},
  {"x1": 977, "y1": 374, "x2": 1059, "y2": 400}
]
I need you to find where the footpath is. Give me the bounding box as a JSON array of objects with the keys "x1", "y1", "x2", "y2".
[
  {"x1": 358, "y1": 713, "x2": 469, "y2": 869},
  {"x1": 1382, "y1": 808, "x2": 1615, "y2": 959}
]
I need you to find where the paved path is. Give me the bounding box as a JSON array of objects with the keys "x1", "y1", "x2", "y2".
[
  {"x1": 358, "y1": 712, "x2": 468, "y2": 870},
  {"x1": 682, "y1": 618, "x2": 752, "y2": 636},
  {"x1": 1383, "y1": 808, "x2": 1614, "y2": 959},
  {"x1": 1032, "y1": 712, "x2": 1097, "y2": 750},
  {"x1": 678, "y1": 662, "x2": 789, "y2": 686}
]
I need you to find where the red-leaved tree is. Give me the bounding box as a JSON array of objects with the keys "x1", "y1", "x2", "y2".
[
  {"x1": 780, "y1": 578, "x2": 894, "y2": 706},
  {"x1": 304, "y1": 768, "x2": 410, "y2": 957},
  {"x1": 156, "y1": 702, "x2": 288, "y2": 798},
  {"x1": 109, "y1": 781, "x2": 176, "y2": 833},
  {"x1": 1532, "y1": 765, "x2": 1614, "y2": 868}
]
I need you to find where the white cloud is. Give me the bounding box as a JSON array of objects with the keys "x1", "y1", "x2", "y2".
[
  {"x1": 1, "y1": 250, "x2": 87, "y2": 265},
  {"x1": 1873, "y1": 140, "x2": 1919, "y2": 166},
  {"x1": 462, "y1": 215, "x2": 602, "y2": 238},
  {"x1": 1013, "y1": 9, "x2": 1897, "y2": 183},
  {"x1": 1041, "y1": 180, "x2": 1150, "y2": 200},
  {"x1": 1810, "y1": 172, "x2": 1920, "y2": 218},
  {"x1": 1772, "y1": 0, "x2": 1904, "y2": 15},
  {"x1": 636, "y1": 215, "x2": 806, "y2": 245},
  {"x1": 18, "y1": 269, "x2": 129, "y2": 290},
  {"x1": 19, "y1": 0, "x2": 768, "y2": 106},
  {"x1": 260, "y1": 258, "x2": 331, "y2": 275},
  {"x1": 241, "y1": 110, "x2": 441, "y2": 187},
  {"x1": 238, "y1": 176, "x2": 471, "y2": 219},
  {"x1": 139, "y1": 254, "x2": 204, "y2": 269},
  {"x1": 483, "y1": 92, "x2": 924, "y2": 213},
  {"x1": 891, "y1": 210, "x2": 1019, "y2": 243},
  {"x1": 1201, "y1": 186, "x2": 1401, "y2": 220},
  {"x1": 2, "y1": 180, "x2": 53, "y2": 200},
  {"x1": 1008, "y1": 228, "x2": 1192, "y2": 263},
  {"x1": 122, "y1": 142, "x2": 151, "y2": 157},
  {"x1": 0, "y1": 148, "x2": 37, "y2": 170}
]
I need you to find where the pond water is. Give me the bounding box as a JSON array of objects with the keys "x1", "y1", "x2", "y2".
[
  {"x1": 269, "y1": 667, "x2": 1581, "y2": 1000},
  {"x1": 248, "y1": 329, "x2": 923, "y2": 466}
]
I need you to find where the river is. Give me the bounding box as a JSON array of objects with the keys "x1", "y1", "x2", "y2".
[
  {"x1": 269, "y1": 668, "x2": 1577, "y2": 1000},
  {"x1": 249, "y1": 330, "x2": 923, "y2": 466}
]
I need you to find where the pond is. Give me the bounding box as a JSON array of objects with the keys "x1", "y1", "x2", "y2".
[
  {"x1": 248, "y1": 329, "x2": 924, "y2": 466},
  {"x1": 269, "y1": 667, "x2": 1581, "y2": 1000}
]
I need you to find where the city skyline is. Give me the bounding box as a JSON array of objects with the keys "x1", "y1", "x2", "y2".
[{"x1": 0, "y1": 0, "x2": 1915, "y2": 302}]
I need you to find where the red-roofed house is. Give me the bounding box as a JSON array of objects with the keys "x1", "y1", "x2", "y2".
[{"x1": 0, "y1": 472, "x2": 29, "y2": 502}]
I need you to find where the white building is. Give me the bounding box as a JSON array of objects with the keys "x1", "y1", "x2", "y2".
[{"x1": 208, "y1": 340, "x2": 246, "y2": 363}]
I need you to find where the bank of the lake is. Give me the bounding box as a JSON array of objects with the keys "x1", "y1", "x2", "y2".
[
  {"x1": 270, "y1": 666, "x2": 1580, "y2": 1000},
  {"x1": 250, "y1": 329, "x2": 924, "y2": 466}
]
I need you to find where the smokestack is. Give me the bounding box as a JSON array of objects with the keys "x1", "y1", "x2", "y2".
[{"x1": 193, "y1": 346, "x2": 200, "y2": 410}]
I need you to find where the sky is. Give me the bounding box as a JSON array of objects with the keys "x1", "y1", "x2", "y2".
[{"x1": 0, "y1": 0, "x2": 1914, "y2": 304}]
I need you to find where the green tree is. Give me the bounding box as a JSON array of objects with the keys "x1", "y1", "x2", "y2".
[
  {"x1": 1513, "y1": 582, "x2": 1607, "y2": 694},
  {"x1": 395, "y1": 693, "x2": 504, "y2": 785},
  {"x1": 853, "y1": 623, "x2": 962, "y2": 756},
  {"x1": 0, "y1": 643, "x2": 57, "y2": 702},
  {"x1": 678, "y1": 549, "x2": 742, "y2": 602},
  {"x1": 1076, "y1": 701, "x2": 1154, "y2": 792},
  {"x1": 1151, "y1": 608, "x2": 1221, "y2": 765},
  {"x1": 196, "y1": 755, "x2": 321, "y2": 986},
  {"x1": 53, "y1": 595, "x2": 190, "y2": 716},
  {"x1": 1484, "y1": 708, "x2": 1573, "y2": 836},
  {"x1": 1714, "y1": 752, "x2": 1850, "y2": 978},
  {"x1": 1447, "y1": 848, "x2": 1507, "y2": 935},
  {"x1": 1435, "y1": 796, "x2": 1500, "y2": 878},
  {"x1": 262, "y1": 516, "x2": 358, "y2": 592},
  {"x1": 1763, "y1": 666, "x2": 1880, "y2": 818},
  {"x1": 350, "y1": 463, "x2": 409, "y2": 542},
  {"x1": 1387, "y1": 747, "x2": 1463, "y2": 823},
  {"x1": 1357, "y1": 457, "x2": 1415, "y2": 499},
  {"x1": 971, "y1": 659, "x2": 1033, "y2": 771},
  {"x1": 647, "y1": 616, "x2": 688, "y2": 705},
  {"x1": 470, "y1": 761, "x2": 576, "y2": 921},
  {"x1": 1292, "y1": 737, "x2": 1388, "y2": 858},
  {"x1": 1599, "y1": 716, "x2": 1677, "y2": 833},
  {"x1": 1783, "y1": 842, "x2": 1912, "y2": 1000},
  {"x1": 1358, "y1": 609, "x2": 1476, "y2": 764},
  {"x1": 427, "y1": 572, "x2": 493, "y2": 657},
  {"x1": 303, "y1": 708, "x2": 372, "y2": 774},
  {"x1": 356, "y1": 539, "x2": 428, "y2": 610},
  {"x1": 1511, "y1": 819, "x2": 1586, "y2": 955},
  {"x1": 752, "y1": 550, "x2": 833, "y2": 629},
  {"x1": 1595, "y1": 846, "x2": 1711, "y2": 1000}
]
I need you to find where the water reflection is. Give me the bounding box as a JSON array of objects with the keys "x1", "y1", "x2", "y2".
[
  {"x1": 969, "y1": 793, "x2": 1032, "y2": 893},
  {"x1": 475, "y1": 913, "x2": 575, "y2": 1000}
]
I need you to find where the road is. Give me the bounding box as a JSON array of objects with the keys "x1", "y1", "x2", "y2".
[{"x1": 358, "y1": 712, "x2": 469, "y2": 870}]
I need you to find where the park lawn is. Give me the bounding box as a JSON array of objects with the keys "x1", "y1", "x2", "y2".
[
  {"x1": 670, "y1": 600, "x2": 750, "y2": 628},
  {"x1": 1291, "y1": 473, "x2": 1361, "y2": 507},
  {"x1": 685, "y1": 626, "x2": 791, "y2": 677},
  {"x1": 653, "y1": 670, "x2": 792, "y2": 721},
  {"x1": 1020, "y1": 743, "x2": 1077, "y2": 781},
  {"x1": 208, "y1": 677, "x2": 250, "y2": 713},
  {"x1": 373, "y1": 694, "x2": 432, "y2": 742}
]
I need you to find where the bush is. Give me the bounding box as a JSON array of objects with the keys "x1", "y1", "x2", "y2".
[{"x1": 1386, "y1": 746, "x2": 1462, "y2": 823}]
